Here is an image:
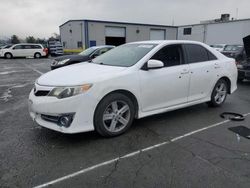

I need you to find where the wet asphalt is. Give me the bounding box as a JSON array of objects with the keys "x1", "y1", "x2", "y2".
[{"x1": 0, "y1": 58, "x2": 250, "y2": 188}]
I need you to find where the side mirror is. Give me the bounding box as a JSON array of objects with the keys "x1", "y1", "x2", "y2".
[{"x1": 147, "y1": 59, "x2": 164, "y2": 70}]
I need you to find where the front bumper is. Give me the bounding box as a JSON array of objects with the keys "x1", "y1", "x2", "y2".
[{"x1": 28, "y1": 86, "x2": 98, "y2": 133}]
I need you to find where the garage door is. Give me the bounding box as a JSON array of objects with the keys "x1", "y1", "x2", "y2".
[
  {"x1": 105, "y1": 27, "x2": 125, "y2": 37},
  {"x1": 150, "y1": 29, "x2": 165, "y2": 40}
]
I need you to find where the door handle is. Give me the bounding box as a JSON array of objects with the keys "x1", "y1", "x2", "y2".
[{"x1": 181, "y1": 69, "x2": 189, "y2": 74}]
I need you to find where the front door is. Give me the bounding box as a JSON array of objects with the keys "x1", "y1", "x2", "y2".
[{"x1": 139, "y1": 44, "x2": 190, "y2": 112}]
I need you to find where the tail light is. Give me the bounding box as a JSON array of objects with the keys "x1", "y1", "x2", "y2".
[{"x1": 43, "y1": 48, "x2": 48, "y2": 55}]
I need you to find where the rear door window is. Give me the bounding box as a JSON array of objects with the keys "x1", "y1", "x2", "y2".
[
  {"x1": 23, "y1": 45, "x2": 32, "y2": 49},
  {"x1": 31, "y1": 45, "x2": 42, "y2": 49},
  {"x1": 184, "y1": 44, "x2": 217, "y2": 63}
]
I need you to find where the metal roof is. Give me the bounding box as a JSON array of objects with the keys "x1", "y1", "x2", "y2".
[
  {"x1": 59, "y1": 19, "x2": 177, "y2": 28},
  {"x1": 178, "y1": 18, "x2": 250, "y2": 27}
]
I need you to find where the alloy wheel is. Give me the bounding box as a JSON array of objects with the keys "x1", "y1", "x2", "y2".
[
  {"x1": 102, "y1": 100, "x2": 131, "y2": 133},
  {"x1": 214, "y1": 82, "x2": 227, "y2": 104}
]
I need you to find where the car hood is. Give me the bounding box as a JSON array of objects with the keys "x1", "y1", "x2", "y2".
[
  {"x1": 37, "y1": 63, "x2": 127, "y2": 86},
  {"x1": 243, "y1": 35, "x2": 250, "y2": 58},
  {"x1": 54, "y1": 54, "x2": 88, "y2": 62}
]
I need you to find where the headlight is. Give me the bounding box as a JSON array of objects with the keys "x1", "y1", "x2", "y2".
[
  {"x1": 48, "y1": 84, "x2": 93, "y2": 99},
  {"x1": 57, "y1": 59, "x2": 70, "y2": 65}
]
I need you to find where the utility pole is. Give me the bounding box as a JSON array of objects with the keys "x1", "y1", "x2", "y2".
[{"x1": 236, "y1": 8, "x2": 239, "y2": 20}]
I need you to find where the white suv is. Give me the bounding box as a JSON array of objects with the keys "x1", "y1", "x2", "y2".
[{"x1": 0, "y1": 43, "x2": 47, "y2": 59}]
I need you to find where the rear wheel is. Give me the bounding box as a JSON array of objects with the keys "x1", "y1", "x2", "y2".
[
  {"x1": 94, "y1": 93, "x2": 135, "y2": 137},
  {"x1": 34, "y1": 52, "x2": 41, "y2": 58},
  {"x1": 208, "y1": 79, "x2": 228, "y2": 107},
  {"x1": 5, "y1": 53, "x2": 12, "y2": 59}
]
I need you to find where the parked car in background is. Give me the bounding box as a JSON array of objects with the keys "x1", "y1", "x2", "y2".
[
  {"x1": 0, "y1": 43, "x2": 48, "y2": 59},
  {"x1": 237, "y1": 35, "x2": 250, "y2": 81},
  {"x1": 51, "y1": 45, "x2": 115, "y2": 70},
  {"x1": 29, "y1": 40, "x2": 237, "y2": 137},
  {"x1": 210, "y1": 44, "x2": 226, "y2": 52},
  {"x1": 221, "y1": 44, "x2": 245, "y2": 62}
]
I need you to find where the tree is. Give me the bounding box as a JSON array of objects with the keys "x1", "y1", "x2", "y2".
[
  {"x1": 26, "y1": 36, "x2": 36, "y2": 43},
  {"x1": 10, "y1": 35, "x2": 20, "y2": 44}
]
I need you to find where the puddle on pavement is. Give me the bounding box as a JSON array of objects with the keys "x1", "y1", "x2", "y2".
[{"x1": 228, "y1": 126, "x2": 250, "y2": 140}]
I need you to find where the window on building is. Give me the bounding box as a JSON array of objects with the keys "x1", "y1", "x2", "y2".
[
  {"x1": 151, "y1": 45, "x2": 183, "y2": 67},
  {"x1": 184, "y1": 44, "x2": 217, "y2": 63},
  {"x1": 63, "y1": 42, "x2": 66, "y2": 48},
  {"x1": 183, "y1": 28, "x2": 192, "y2": 35},
  {"x1": 77, "y1": 41, "x2": 82, "y2": 48}
]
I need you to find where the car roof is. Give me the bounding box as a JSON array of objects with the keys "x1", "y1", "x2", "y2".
[
  {"x1": 13, "y1": 43, "x2": 43, "y2": 45},
  {"x1": 91, "y1": 45, "x2": 115, "y2": 49},
  {"x1": 129, "y1": 40, "x2": 208, "y2": 46}
]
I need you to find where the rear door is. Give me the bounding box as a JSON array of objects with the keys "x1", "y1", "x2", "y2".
[
  {"x1": 139, "y1": 44, "x2": 190, "y2": 112},
  {"x1": 183, "y1": 44, "x2": 219, "y2": 102},
  {"x1": 23, "y1": 45, "x2": 34, "y2": 56}
]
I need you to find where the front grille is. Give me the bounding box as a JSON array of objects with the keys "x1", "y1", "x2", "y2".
[
  {"x1": 34, "y1": 90, "x2": 50, "y2": 96},
  {"x1": 41, "y1": 114, "x2": 60, "y2": 123}
]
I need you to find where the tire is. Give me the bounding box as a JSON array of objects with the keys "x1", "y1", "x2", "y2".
[
  {"x1": 34, "y1": 53, "x2": 41, "y2": 59},
  {"x1": 208, "y1": 79, "x2": 228, "y2": 107},
  {"x1": 94, "y1": 93, "x2": 135, "y2": 137},
  {"x1": 5, "y1": 53, "x2": 12, "y2": 59}
]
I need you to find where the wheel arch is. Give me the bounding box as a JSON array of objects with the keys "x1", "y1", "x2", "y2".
[
  {"x1": 96, "y1": 89, "x2": 139, "y2": 118},
  {"x1": 4, "y1": 52, "x2": 13, "y2": 58},
  {"x1": 219, "y1": 76, "x2": 231, "y2": 94},
  {"x1": 34, "y1": 52, "x2": 41, "y2": 57}
]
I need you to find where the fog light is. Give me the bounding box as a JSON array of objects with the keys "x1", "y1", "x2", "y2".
[{"x1": 58, "y1": 114, "x2": 74, "y2": 127}]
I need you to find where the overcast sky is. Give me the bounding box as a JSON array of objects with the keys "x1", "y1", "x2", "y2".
[{"x1": 1, "y1": 0, "x2": 250, "y2": 39}]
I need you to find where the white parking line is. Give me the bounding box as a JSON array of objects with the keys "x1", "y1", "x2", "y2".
[
  {"x1": 33, "y1": 112, "x2": 250, "y2": 188},
  {"x1": 21, "y1": 63, "x2": 44, "y2": 75}
]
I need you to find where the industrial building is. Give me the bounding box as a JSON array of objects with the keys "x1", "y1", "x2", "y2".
[
  {"x1": 60, "y1": 15, "x2": 250, "y2": 50},
  {"x1": 59, "y1": 20, "x2": 177, "y2": 49},
  {"x1": 178, "y1": 14, "x2": 250, "y2": 45}
]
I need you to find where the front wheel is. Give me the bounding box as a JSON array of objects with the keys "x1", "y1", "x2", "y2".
[
  {"x1": 5, "y1": 53, "x2": 12, "y2": 59},
  {"x1": 208, "y1": 79, "x2": 228, "y2": 107},
  {"x1": 94, "y1": 93, "x2": 135, "y2": 137}
]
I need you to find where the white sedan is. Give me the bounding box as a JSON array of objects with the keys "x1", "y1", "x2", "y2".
[{"x1": 29, "y1": 40, "x2": 237, "y2": 137}]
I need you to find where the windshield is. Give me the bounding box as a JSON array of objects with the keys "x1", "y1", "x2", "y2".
[
  {"x1": 78, "y1": 47, "x2": 97, "y2": 56},
  {"x1": 92, "y1": 43, "x2": 157, "y2": 67},
  {"x1": 224, "y1": 45, "x2": 243, "y2": 51}
]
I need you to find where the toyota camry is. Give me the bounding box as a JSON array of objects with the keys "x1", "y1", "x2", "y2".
[{"x1": 29, "y1": 40, "x2": 237, "y2": 137}]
